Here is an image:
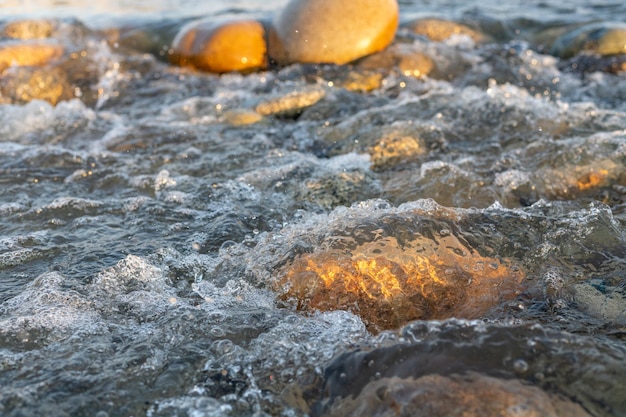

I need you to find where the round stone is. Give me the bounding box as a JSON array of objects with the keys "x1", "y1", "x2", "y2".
[
  {"x1": 550, "y1": 22, "x2": 626, "y2": 58},
  {"x1": 0, "y1": 41, "x2": 64, "y2": 72},
  {"x1": 270, "y1": 0, "x2": 399, "y2": 65},
  {"x1": 403, "y1": 18, "x2": 485, "y2": 43},
  {"x1": 326, "y1": 374, "x2": 593, "y2": 417},
  {"x1": 0, "y1": 66, "x2": 70, "y2": 105},
  {"x1": 2, "y1": 19, "x2": 54, "y2": 40},
  {"x1": 171, "y1": 19, "x2": 268, "y2": 73}
]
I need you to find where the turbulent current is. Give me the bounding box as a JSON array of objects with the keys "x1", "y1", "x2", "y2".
[{"x1": 0, "y1": 0, "x2": 625, "y2": 416}]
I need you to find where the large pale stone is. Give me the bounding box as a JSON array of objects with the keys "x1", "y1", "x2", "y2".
[
  {"x1": 270, "y1": 0, "x2": 399, "y2": 65},
  {"x1": 0, "y1": 41, "x2": 64, "y2": 72},
  {"x1": 171, "y1": 19, "x2": 268, "y2": 73}
]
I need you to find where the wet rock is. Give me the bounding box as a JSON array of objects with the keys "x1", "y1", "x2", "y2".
[
  {"x1": 0, "y1": 65, "x2": 72, "y2": 105},
  {"x1": 358, "y1": 43, "x2": 435, "y2": 78},
  {"x1": 369, "y1": 131, "x2": 424, "y2": 171},
  {"x1": 550, "y1": 22, "x2": 626, "y2": 59},
  {"x1": 255, "y1": 85, "x2": 325, "y2": 117},
  {"x1": 2, "y1": 19, "x2": 54, "y2": 39},
  {"x1": 322, "y1": 120, "x2": 442, "y2": 161},
  {"x1": 221, "y1": 109, "x2": 265, "y2": 126},
  {"x1": 402, "y1": 18, "x2": 485, "y2": 43},
  {"x1": 323, "y1": 373, "x2": 592, "y2": 417},
  {"x1": 574, "y1": 283, "x2": 626, "y2": 324},
  {"x1": 104, "y1": 19, "x2": 183, "y2": 57},
  {"x1": 318, "y1": 321, "x2": 626, "y2": 417},
  {"x1": 561, "y1": 53, "x2": 626, "y2": 75},
  {"x1": 539, "y1": 158, "x2": 622, "y2": 200},
  {"x1": 273, "y1": 203, "x2": 525, "y2": 332},
  {"x1": 0, "y1": 41, "x2": 64, "y2": 72},
  {"x1": 332, "y1": 71, "x2": 384, "y2": 92},
  {"x1": 269, "y1": 0, "x2": 399, "y2": 65},
  {"x1": 295, "y1": 167, "x2": 381, "y2": 210},
  {"x1": 171, "y1": 19, "x2": 268, "y2": 73}
]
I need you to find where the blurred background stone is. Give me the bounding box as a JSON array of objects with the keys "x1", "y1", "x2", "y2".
[{"x1": 269, "y1": 0, "x2": 399, "y2": 65}]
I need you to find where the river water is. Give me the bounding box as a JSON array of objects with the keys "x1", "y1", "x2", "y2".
[{"x1": 0, "y1": 1, "x2": 625, "y2": 416}]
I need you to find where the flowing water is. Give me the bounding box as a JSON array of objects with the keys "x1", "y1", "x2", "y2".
[{"x1": 0, "y1": 1, "x2": 625, "y2": 416}]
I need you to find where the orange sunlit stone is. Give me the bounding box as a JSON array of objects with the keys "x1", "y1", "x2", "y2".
[
  {"x1": 577, "y1": 169, "x2": 609, "y2": 191},
  {"x1": 171, "y1": 19, "x2": 268, "y2": 73},
  {"x1": 276, "y1": 233, "x2": 524, "y2": 332}
]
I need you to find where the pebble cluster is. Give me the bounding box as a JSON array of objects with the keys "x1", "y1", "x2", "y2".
[{"x1": 0, "y1": 0, "x2": 624, "y2": 103}]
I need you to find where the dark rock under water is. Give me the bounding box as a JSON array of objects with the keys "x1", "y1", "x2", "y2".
[{"x1": 0, "y1": 1, "x2": 625, "y2": 416}]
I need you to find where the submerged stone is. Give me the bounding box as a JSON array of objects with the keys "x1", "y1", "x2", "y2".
[
  {"x1": 550, "y1": 22, "x2": 626, "y2": 58},
  {"x1": 221, "y1": 109, "x2": 265, "y2": 126},
  {"x1": 369, "y1": 132, "x2": 424, "y2": 171},
  {"x1": 0, "y1": 65, "x2": 71, "y2": 105},
  {"x1": 403, "y1": 18, "x2": 485, "y2": 43},
  {"x1": 332, "y1": 70, "x2": 384, "y2": 92},
  {"x1": 2, "y1": 19, "x2": 54, "y2": 39},
  {"x1": 270, "y1": 0, "x2": 399, "y2": 65},
  {"x1": 318, "y1": 321, "x2": 626, "y2": 417},
  {"x1": 255, "y1": 85, "x2": 326, "y2": 116},
  {"x1": 274, "y1": 205, "x2": 525, "y2": 332},
  {"x1": 358, "y1": 43, "x2": 435, "y2": 78},
  {"x1": 171, "y1": 19, "x2": 268, "y2": 73},
  {"x1": 0, "y1": 41, "x2": 64, "y2": 72},
  {"x1": 324, "y1": 373, "x2": 592, "y2": 417},
  {"x1": 104, "y1": 22, "x2": 182, "y2": 57},
  {"x1": 561, "y1": 53, "x2": 626, "y2": 74}
]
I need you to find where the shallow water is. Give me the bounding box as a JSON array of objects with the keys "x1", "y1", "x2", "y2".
[{"x1": 0, "y1": 1, "x2": 625, "y2": 416}]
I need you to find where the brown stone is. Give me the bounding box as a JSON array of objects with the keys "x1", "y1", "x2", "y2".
[
  {"x1": 369, "y1": 132, "x2": 424, "y2": 170},
  {"x1": 0, "y1": 66, "x2": 71, "y2": 105},
  {"x1": 275, "y1": 218, "x2": 524, "y2": 332},
  {"x1": 254, "y1": 85, "x2": 325, "y2": 116},
  {"x1": 270, "y1": 0, "x2": 399, "y2": 65},
  {"x1": 221, "y1": 109, "x2": 264, "y2": 126},
  {"x1": 550, "y1": 22, "x2": 626, "y2": 58},
  {"x1": 358, "y1": 44, "x2": 435, "y2": 78},
  {"x1": 403, "y1": 18, "x2": 485, "y2": 43},
  {"x1": 0, "y1": 41, "x2": 64, "y2": 72},
  {"x1": 171, "y1": 19, "x2": 268, "y2": 73},
  {"x1": 326, "y1": 373, "x2": 592, "y2": 417},
  {"x1": 2, "y1": 19, "x2": 54, "y2": 40},
  {"x1": 334, "y1": 71, "x2": 384, "y2": 92}
]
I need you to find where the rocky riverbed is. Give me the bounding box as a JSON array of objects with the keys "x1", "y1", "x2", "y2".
[{"x1": 0, "y1": 0, "x2": 625, "y2": 416}]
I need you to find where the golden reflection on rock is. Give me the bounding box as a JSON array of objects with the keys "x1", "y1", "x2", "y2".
[
  {"x1": 255, "y1": 86, "x2": 325, "y2": 116},
  {"x1": 542, "y1": 159, "x2": 621, "y2": 198},
  {"x1": 326, "y1": 373, "x2": 592, "y2": 417},
  {"x1": 369, "y1": 133, "x2": 424, "y2": 171},
  {"x1": 0, "y1": 41, "x2": 64, "y2": 72},
  {"x1": 550, "y1": 22, "x2": 626, "y2": 58},
  {"x1": 221, "y1": 109, "x2": 264, "y2": 126},
  {"x1": 333, "y1": 71, "x2": 384, "y2": 92},
  {"x1": 276, "y1": 232, "x2": 524, "y2": 332},
  {"x1": 2, "y1": 20, "x2": 54, "y2": 40},
  {"x1": 403, "y1": 18, "x2": 485, "y2": 43},
  {"x1": 269, "y1": 0, "x2": 399, "y2": 65},
  {"x1": 0, "y1": 66, "x2": 70, "y2": 105},
  {"x1": 358, "y1": 44, "x2": 434, "y2": 78},
  {"x1": 171, "y1": 19, "x2": 268, "y2": 73}
]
